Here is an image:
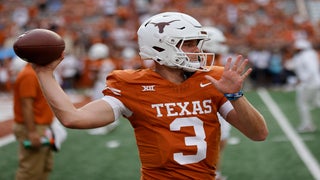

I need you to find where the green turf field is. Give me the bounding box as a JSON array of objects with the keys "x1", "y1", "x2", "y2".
[{"x1": 1, "y1": 90, "x2": 319, "y2": 180}]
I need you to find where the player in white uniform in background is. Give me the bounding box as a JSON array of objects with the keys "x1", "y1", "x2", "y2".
[
  {"x1": 87, "y1": 43, "x2": 119, "y2": 135},
  {"x1": 292, "y1": 38, "x2": 320, "y2": 133},
  {"x1": 203, "y1": 26, "x2": 231, "y2": 180}
]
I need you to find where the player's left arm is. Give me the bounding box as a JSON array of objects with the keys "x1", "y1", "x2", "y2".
[
  {"x1": 225, "y1": 97, "x2": 268, "y2": 141},
  {"x1": 205, "y1": 55, "x2": 268, "y2": 141}
]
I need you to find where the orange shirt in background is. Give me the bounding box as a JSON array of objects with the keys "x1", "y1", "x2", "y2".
[{"x1": 13, "y1": 64, "x2": 53, "y2": 125}]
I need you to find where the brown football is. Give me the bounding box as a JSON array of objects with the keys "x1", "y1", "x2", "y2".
[{"x1": 13, "y1": 28, "x2": 65, "y2": 66}]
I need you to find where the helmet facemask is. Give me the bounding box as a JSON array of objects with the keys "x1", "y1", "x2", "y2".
[{"x1": 173, "y1": 38, "x2": 215, "y2": 72}]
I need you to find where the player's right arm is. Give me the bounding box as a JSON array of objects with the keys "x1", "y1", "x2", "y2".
[{"x1": 33, "y1": 57, "x2": 115, "y2": 129}]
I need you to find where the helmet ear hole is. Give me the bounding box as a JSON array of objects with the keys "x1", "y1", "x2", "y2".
[
  {"x1": 139, "y1": 46, "x2": 155, "y2": 59},
  {"x1": 174, "y1": 57, "x2": 185, "y2": 65},
  {"x1": 152, "y1": 46, "x2": 164, "y2": 52}
]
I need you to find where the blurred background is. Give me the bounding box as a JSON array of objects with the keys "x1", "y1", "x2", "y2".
[
  {"x1": 0, "y1": 0, "x2": 320, "y2": 92},
  {"x1": 1, "y1": 0, "x2": 320, "y2": 179}
]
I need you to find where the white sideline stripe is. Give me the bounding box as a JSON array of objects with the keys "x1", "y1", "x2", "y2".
[
  {"x1": 257, "y1": 89, "x2": 320, "y2": 180},
  {"x1": 0, "y1": 134, "x2": 15, "y2": 147}
]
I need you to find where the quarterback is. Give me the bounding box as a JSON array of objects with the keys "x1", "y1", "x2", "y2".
[{"x1": 33, "y1": 12, "x2": 268, "y2": 179}]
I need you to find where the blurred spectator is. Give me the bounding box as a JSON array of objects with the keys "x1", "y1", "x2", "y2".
[
  {"x1": 12, "y1": 6, "x2": 29, "y2": 28},
  {"x1": 120, "y1": 47, "x2": 141, "y2": 70},
  {"x1": 8, "y1": 56, "x2": 28, "y2": 88},
  {"x1": 247, "y1": 46, "x2": 271, "y2": 88},
  {"x1": 55, "y1": 53, "x2": 81, "y2": 91},
  {"x1": 88, "y1": 43, "x2": 115, "y2": 100},
  {"x1": 0, "y1": 59, "x2": 9, "y2": 92},
  {"x1": 280, "y1": 45, "x2": 298, "y2": 90},
  {"x1": 291, "y1": 38, "x2": 320, "y2": 133},
  {"x1": 86, "y1": 42, "x2": 119, "y2": 135},
  {"x1": 101, "y1": 0, "x2": 118, "y2": 16},
  {"x1": 267, "y1": 48, "x2": 285, "y2": 87},
  {"x1": 110, "y1": 18, "x2": 136, "y2": 49}
]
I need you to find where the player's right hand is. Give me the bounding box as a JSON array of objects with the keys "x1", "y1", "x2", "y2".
[{"x1": 32, "y1": 52, "x2": 64, "y2": 73}]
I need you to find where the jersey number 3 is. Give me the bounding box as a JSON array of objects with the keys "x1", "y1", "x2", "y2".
[{"x1": 170, "y1": 117, "x2": 207, "y2": 165}]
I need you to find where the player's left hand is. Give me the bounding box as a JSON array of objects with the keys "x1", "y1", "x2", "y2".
[{"x1": 205, "y1": 55, "x2": 252, "y2": 94}]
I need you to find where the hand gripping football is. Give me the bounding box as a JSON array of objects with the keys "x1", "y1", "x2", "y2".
[{"x1": 13, "y1": 28, "x2": 65, "y2": 66}]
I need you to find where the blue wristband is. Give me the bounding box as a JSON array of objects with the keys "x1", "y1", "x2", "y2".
[{"x1": 224, "y1": 90, "x2": 244, "y2": 101}]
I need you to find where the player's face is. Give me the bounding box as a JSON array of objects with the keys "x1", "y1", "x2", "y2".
[{"x1": 180, "y1": 39, "x2": 200, "y2": 61}]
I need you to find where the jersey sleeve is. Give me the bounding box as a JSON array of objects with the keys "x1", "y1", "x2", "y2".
[
  {"x1": 218, "y1": 101, "x2": 233, "y2": 119},
  {"x1": 102, "y1": 70, "x2": 139, "y2": 118},
  {"x1": 102, "y1": 95, "x2": 132, "y2": 120}
]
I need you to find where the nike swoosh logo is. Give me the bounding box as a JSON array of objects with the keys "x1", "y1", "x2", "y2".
[{"x1": 200, "y1": 82, "x2": 212, "y2": 88}]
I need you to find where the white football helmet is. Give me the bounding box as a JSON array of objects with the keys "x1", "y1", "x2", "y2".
[
  {"x1": 202, "y1": 26, "x2": 229, "y2": 54},
  {"x1": 88, "y1": 43, "x2": 109, "y2": 61},
  {"x1": 137, "y1": 12, "x2": 214, "y2": 72}
]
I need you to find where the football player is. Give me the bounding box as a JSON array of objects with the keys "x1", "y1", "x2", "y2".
[{"x1": 32, "y1": 12, "x2": 268, "y2": 179}]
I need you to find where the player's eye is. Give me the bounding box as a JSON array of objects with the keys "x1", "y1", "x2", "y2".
[{"x1": 183, "y1": 40, "x2": 198, "y2": 47}]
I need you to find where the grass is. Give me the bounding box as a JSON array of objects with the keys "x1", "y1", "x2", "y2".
[
  {"x1": 1, "y1": 90, "x2": 319, "y2": 180},
  {"x1": 52, "y1": 121, "x2": 141, "y2": 180}
]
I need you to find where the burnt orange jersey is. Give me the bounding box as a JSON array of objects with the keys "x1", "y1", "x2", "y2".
[{"x1": 102, "y1": 66, "x2": 229, "y2": 179}]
